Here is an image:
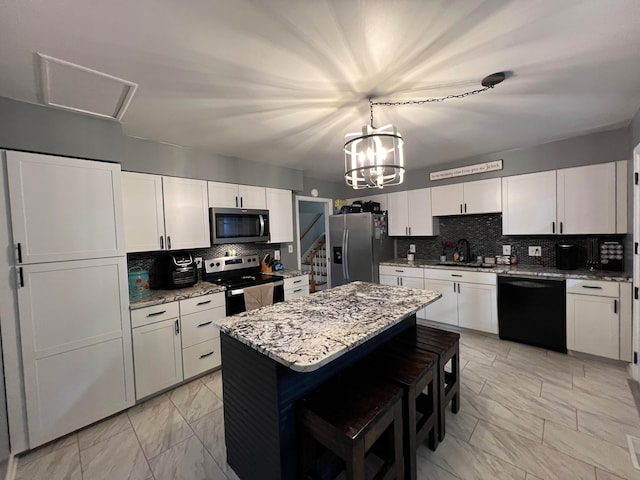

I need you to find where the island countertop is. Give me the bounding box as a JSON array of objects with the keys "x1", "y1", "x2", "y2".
[{"x1": 213, "y1": 281, "x2": 441, "y2": 372}]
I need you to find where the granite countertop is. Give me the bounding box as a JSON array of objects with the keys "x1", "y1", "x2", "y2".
[
  {"x1": 129, "y1": 281, "x2": 226, "y2": 310},
  {"x1": 213, "y1": 281, "x2": 441, "y2": 372},
  {"x1": 265, "y1": 269, "x2": 308, "y2": 279},
  {"x1": 380, "y1": 259, "x2": 632, "y2": 282}
]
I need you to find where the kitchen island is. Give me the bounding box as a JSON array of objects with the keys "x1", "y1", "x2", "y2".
[{"x1": 213, "y1": 281, "x2": 441, "y2": 480}]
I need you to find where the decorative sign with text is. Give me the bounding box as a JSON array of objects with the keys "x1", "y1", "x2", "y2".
[{"x1": 430, "y1": 160, "x2": 503, "y2": 181}]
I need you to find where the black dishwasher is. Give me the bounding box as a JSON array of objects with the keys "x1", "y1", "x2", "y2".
[{"x1": 497, "y1": 275, "x2": 566, "y2": 353}]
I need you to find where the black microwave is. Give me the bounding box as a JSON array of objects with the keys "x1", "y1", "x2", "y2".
[{"x1": 210, "y1": 208, "x2": 270, "y2": 244}]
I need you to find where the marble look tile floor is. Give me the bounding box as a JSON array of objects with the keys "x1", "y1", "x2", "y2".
[{"x1": 14, "y1": 330, "x2": 640, "y2": 479}]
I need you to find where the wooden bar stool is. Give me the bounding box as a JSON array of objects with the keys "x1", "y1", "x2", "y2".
[
  {"x1": 395, "y1": 325, "x2": 460, "y2": 442},
  {"x1": 362, "y1": 344, "x2": 438, "y2": 480},
  {"x1": 298, "y1": 373, "x2": 404, "y2": 480}
]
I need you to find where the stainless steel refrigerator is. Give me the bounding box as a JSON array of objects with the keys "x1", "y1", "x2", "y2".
[{"x1": 329, "y1": 212, "x2": 394, "y2": 286}]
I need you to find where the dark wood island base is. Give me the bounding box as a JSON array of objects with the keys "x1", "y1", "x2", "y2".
[{"x1": 221, "y1": 315, "x2": 416, "y2": 480}]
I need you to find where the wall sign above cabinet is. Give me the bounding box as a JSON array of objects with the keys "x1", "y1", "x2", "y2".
[{"x1": 430, "y1": 160, "x2": 503, "y2": 181}]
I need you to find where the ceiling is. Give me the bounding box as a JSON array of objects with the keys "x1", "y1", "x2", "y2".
[{"x1": 1, "y1": 1, "x2": 640, "y2": 182}]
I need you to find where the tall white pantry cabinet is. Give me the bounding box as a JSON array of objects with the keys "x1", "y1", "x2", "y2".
[{"x1": 6, "y1": 151, "x2": 134, "y2": 448}]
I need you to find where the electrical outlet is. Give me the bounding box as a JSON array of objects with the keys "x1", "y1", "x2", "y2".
[
  {"x1": 528, "y1": 246, "x2": 542, "y2": 257},
  {"x1": 409, "y1": 244, "x2": 416, "y2": 253},
  {"x1": 502, "y1": 245, "x2": 511, "y2": 255},
  {"x1": 274, "y1": 250, "x2": 281, "y2": 261},
  {"x1": 195, "y1": 257, "x2": 203, "y2": 268},
  {"x1": 288, "y1": 244, "x2": 293, "y2": 254}
]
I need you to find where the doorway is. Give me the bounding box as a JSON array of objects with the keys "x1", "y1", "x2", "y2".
[{"x1": 295, "y1": 196, "x2": 332, "y2": 293}]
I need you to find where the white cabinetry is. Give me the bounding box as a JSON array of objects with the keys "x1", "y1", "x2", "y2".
[
  {"x1": 122, "y1": 173, "x2": 210, "y2": 252},
  {"x1": 387, "y1": 189, "x2": 438, "y2": 236},
  {"x1": 131, "y1": 302, "x2": 182, "y2": 399},
  {"x1": 131, "y1": 293, "x2": 225, "y2": 399},
  {"x1": 423, "y1": 269, "x2": 497, "y2": 334},
  {"x1": 502, "y1": 171, "x2": 557, "y2": 235},
  {"x1": 431, "y1": 178, "x2": 501, "y2": 216},
  {"x1": 7, "y1": 151, "x2": 125, "y2": 263},
  {"x1": 566, "y1": 279, "x2": 631, "y2": 360},
  {"x1": 208, "y1": 181, "x2": 266, "y2": 209},
  {"x1": 266, "y1": 188, "x2": 294, "y2": 243},
  {"x1": 179, "y1": 293, "x2": 224, "y2": 379},
  {"x1": 557, "y1": 163, "x2": 616, "y2": 234},
  {"x1": 379, "y1": 265, "x2": 427, "y2": 318},
  {"x1": 284, "y1": 274, "x2": 310, "y2": 300},
  {"x1": 502, "y1": 162, "x2": 623, "y2": 235}
]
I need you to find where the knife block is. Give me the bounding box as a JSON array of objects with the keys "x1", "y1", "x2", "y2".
[{"x1": 260, "y1": 260, "x2": 273, "y2": 273}]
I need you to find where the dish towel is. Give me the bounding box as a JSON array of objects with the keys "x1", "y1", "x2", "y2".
[{"x1": 243, "y1": 283, "x2": 274, "y2": 311}]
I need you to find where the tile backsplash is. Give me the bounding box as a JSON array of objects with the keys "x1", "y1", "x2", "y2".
[
  {"x1": 127, "y1": 243, "x2": 281, "y2": 280},
  {"x1": 396, "y1": 213, "x2": 626, "y2": 269}
]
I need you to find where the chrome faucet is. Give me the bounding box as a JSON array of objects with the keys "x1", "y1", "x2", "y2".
[{"x1": 456, "y1": 238, "x2": 471, "y2": 263}]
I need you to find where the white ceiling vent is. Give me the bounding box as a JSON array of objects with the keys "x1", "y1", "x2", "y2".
[{"x1": 36, "y1": 53, "x2": 137, "y2": 120}]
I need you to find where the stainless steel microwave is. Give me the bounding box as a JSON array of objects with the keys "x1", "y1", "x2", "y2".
[{"x1": 209, "y1": 208, "x2": 270, "y2": 244}]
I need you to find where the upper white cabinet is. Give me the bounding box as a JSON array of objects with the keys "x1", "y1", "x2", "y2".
[
  {"x1": 503, "y1": 162, "x2": 623, "y2": 236},
  {"x1": 431, "y1": 178, "x2": 501, "y2": 216},
  {"x1": 557, "y1": 163, "x2": 616, "y2": 234},
  {"x1": 122, "y1": 173, "x2": 210, "y2": 252},
  {"x1": 7, "y1": 151, "x2": 125, "y2": 263},
  {"x1": 162, "y1": 176, "x2": 210, "y2": 250},
  {"x1": 208, "y1": 181, "x2": 266, "y2": 209},
  {"x1": 266, "y1": 188, "x2": 293, "y2": 243},
  {"x1": 387, "y1": 188, "x2": 439, "y2": 236},
  {"x1": 502, "y1": 170, "x2": 557, "y2": 235}
]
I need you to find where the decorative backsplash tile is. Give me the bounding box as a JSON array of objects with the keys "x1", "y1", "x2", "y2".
[
  {"x1": 127, "y1": 243, "x2": 281, "y2": 280},
  {"x1": 396, "y1": 213, "x2": 626, "y2": 268}
]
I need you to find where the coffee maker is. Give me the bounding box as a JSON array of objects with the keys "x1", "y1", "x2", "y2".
[{"x1": 556, "y1": 244, "x2": 577, "y2": 270}]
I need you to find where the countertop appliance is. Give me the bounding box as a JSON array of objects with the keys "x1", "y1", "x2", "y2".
[
  {"x1": 152, "y1": 253, "x2": 198, "y2": 289},
  {"x1": 498, "y1": 275, "x2": 566, "y2": 353},
  {"x1": 204, "y1": 254, "x2": 284, "y2": 315},
  {"x1": 210, "y1": 208, "x2": 270, "y2": 244},
  {"x1": 329, "y1": 212, "x2": 393, "y2": 286},
  {"x1": 556, "y1": 243, "x2": 577, "y2": 270}
]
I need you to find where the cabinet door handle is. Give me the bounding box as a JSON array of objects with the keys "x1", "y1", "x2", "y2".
[
  {"x1": 400, "y1": 277, "x2": 403, "y2": 286},
  {"x1": 293, "y1": 280, "x2": 302, "y2": 284},
  {"x1": 613, "y1": 299, "x2": 618, "y2": 314},
  {"x1": 199, "y1": 351, "x2": 214, "y2": 359},
  {"x1": 18, "y1": 267, "x2": 24, "y2": 287},
  {"x1": 395, "y1": 269, "x2": 404, "y2": 273},
  {"x1": 167, "y1": 236, "x2": 171, "y2": 249},
  {"x1": 147, "y1": 310, "x2": 167, "y2": 317},
  {"x1": 552, "y1": 222, "x2": 555, "y2": 234},
  {"x1": 451, "y1": 274, "x2": 463, "y2": 277},
  {"x1": 235, "y1": 196, "x2": 238, "y2": 208},
  {"x1": 293, "y1": 288, "x2": 303, "y2": 293},
  {"x1": 464, "y1": 203, "x2": 467, "y2": 213},
  {"x1": 175, "y1": 319, "x2": 180, "y2": 334},
  {"x1": 160, "y1": 236, "x2": 164, "y2": 249},
  {"x1": 196, "y1": 300, "x2": 212, "y2": 306},
  {"x1": 240, "y1": 197, "x2": 243, "y2": 208},
  {"x1": 16, "y1": 243, "x2": 22, "y2": 263},
  {"x1": 197, "y1": 321, "x2": 213, "y2": 328},
  {"x1": 460, "y1": 204, "x2": 463, "y2": 214},
  {"x1": 560, "y1": 222, "x2": 563, "y2": 234},
  {"x1": 405, "y1": 226, "x2": 408, "y2": 235},
  {"x1": 453, "y1": 283, "x2": 456, "y2": 293},
  {"x1": 457, "y1": 283, "x2": 461, "y2": 294},
  {"x1": 581, "y1": 285, "x2": 602, "y2": 290}
]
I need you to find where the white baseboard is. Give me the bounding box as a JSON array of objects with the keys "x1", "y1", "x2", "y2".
[{"x1": 4, "y1": 454, "x2": 16, "y2": 480}]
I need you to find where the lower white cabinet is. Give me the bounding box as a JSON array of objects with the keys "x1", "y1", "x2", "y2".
[
  {"x1": 131, "y1": 292, "x2": 225, "y2": 399},
  {"x1": 379, "y1": 265, "x2": 427, "y2": 318},
  {"x1": 566, "y1": 279, "x2": 631, "y2": 360},
  {"x1": 17, "y1": 257, "x2": 134, "y2": 447},
  {"x1": 132, "y1": 317, "x2": 183, "y2": 400},
  {"x1": 423, "y1": 269, "x2": 497, "y2": 334},
  {"x1": 284, "y1": 274, "x2": 310, "y2": 300}
]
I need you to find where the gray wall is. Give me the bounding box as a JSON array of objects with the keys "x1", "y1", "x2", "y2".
[{"x1": 631, "y1": 105, "x2": 640, "y2": 152}]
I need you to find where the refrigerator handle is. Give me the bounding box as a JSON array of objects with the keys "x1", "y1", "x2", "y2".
[
  {"x1": 341, "y1": 228, "x2": 347, "y2": 281},
  {"x1": 344, "y1": 229, "x2": 350, "y2": 282}
]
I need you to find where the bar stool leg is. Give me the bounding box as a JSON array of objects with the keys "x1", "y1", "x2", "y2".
[
  {"x1": 451, "y1": 344, "x2": 460, "y2": 414},
  {"x1": 393, "y1": 402, "x2": 405, "y2": 480},
  {"x1": 345, "y1": 441, "x2": 366, "y2": 480}
]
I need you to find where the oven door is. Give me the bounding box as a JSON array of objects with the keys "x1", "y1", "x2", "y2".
[
  {"x1": 210, "y1": 207, "x2": 270, "y2": 244},
  {"x1": 226, "y1": 280, "x2": 284, "y2": 316}
]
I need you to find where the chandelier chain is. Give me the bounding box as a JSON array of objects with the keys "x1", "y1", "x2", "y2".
[{"x1": 370, "y1": 85, "x2": 492, "y2": 108}]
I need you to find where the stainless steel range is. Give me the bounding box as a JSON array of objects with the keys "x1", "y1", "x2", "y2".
[{"x1": 204, "y1": 255, "x2": 284, "y2": 315}]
